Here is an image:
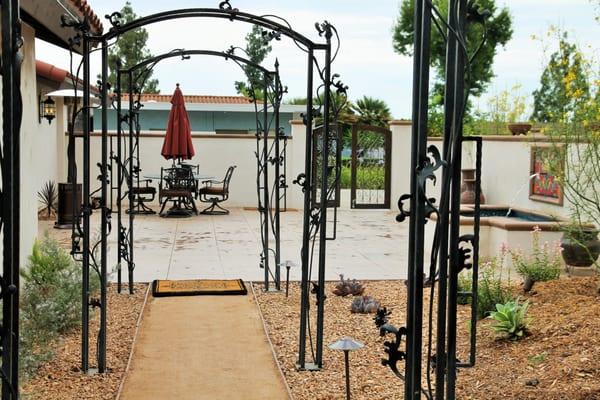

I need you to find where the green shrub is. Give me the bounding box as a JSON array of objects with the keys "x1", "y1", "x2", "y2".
[
  {"x1": 489, "y1": 298, "x2": 531, "y2": 340},
  {"x1": 340, "y1": 165, "x2": 351, "y2": 188},
  {"x1": 457, "y1": 271, "x2": 473, "y2": 305},
  {"x1": 20, "y1": 235, "x2": 98, "y2": 379},
  {"x1": 476, "y1": 254, "x2": 514, "y2": 319},
  {"x1": 510, "y1": 226, "x2": 562, "y2": 284}
]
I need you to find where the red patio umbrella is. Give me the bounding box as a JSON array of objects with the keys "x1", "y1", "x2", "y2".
[{"x1": 161, "y1": 83, "x2": 195, "y2": 161}]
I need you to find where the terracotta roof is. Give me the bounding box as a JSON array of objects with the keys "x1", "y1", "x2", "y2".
[
  {"x1": 36, "y1": 60, "x2": 100, "y2": 93},
  {"x1": 121, "y1": 94, "x2": 252, "y2": 104},
  {"x1": 36, "y1": 60, "x2": 68, "y2": 83},
  {"x1": 70, "y1": 0, "x2": 103, "y2": 34}
]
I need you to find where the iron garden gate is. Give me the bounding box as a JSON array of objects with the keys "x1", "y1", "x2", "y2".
[{"x1": 350, "y1": 123, "x2": 391, "y2": 209}]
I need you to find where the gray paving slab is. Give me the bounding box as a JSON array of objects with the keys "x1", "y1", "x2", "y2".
[{"x1": 41, "y1": 207, "x2": 414, "y2": 282}]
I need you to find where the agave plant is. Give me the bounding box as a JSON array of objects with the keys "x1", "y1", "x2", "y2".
[
  {"x1": 350, "y1": 296, "x2": 381, "y2": 314},
  {"x1": 489, "y1": 298, "x2": 531, "y2": 340},
  {"x1": 37, "y1": 181, "x2": 58, "y2": 217},
  {"x1": 331, "y1": 274, "x2": 365, "y2": 297}
]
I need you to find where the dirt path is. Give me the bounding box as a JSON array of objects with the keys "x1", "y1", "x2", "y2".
[{"x1": 119, "y1": 289, "x2": 290, "y2": 400}]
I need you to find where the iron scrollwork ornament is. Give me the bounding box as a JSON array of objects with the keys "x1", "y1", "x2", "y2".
[{"x1": 457, "y1": 234, "x2": 475, "y2": 273}]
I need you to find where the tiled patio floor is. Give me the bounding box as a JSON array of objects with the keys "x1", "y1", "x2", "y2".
[{"x1": 41, "y1": 208, "x2": 415, "y2": 282}]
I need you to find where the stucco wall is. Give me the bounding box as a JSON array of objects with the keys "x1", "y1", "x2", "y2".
[
  {"x1": 75, "y1": 131, "x2": 291, "y2": 208},
  {"x1": 389, "y1": 122, "x2": 573, "y2": 220}
]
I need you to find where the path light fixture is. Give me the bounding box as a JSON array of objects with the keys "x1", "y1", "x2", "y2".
[
  {"x1": 40, "y1": 94, "x2": 56, "y2": 124},
  {"x1": 329, "y1": 337, "x2": 364, "y2": 400},
  {"x1": 279, "y1": 260, "x2": 298, "y2": 297}
]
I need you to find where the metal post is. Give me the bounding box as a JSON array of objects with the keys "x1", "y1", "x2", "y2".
[
  {"x1": 116, "y1": 71, "x2": 123, "y2": 293},
  {"x1": 81, "y1": 33, "x2": 91, "y2": 373},
  {"x1": 98, "y1": 39, "x2": 109, "y2": 373},
  {"x1": 446, "y1": 1, "x2": 467, "y2": 397},
  {"x1": 434, "y1": 0, "x2": 459, "y2": 395},
  {"x1": 315, "y1": 31, "x2": 332, "y2": 368},
  {"x1": 405, "y1": 0, "x2": 432, "y2": 397},
  {"x1": 297, "y1": 50, "x2": 314, "y2": 369},
  {"x1": 344, "y1": 351, "x2": 351, "y2": 400},
  {"x1": 263, "y1": 73, "x2": 270, "y2": 291},
  {"x1": 128, "y1": 71, "x2": 135, "y2": 294},
  {"x1": 1, "y1": 1, "x2": 22, "y2": 396},
  {"x1": 274, "y1": 64, "x2": 282, "y2": 291}
]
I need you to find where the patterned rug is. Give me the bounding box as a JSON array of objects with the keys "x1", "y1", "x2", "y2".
[{"x1": 152, "y1": 279, "x2": 247, "y2": 297}]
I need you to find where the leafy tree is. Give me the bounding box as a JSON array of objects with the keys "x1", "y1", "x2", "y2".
[
  {"x1": 235, "y1": 25, "x2": 272, "y2": 98},
  {"x1": 531, "y1": 32, "x2": 591, "y2": 122},
  {"x1": 351, "y1": 96, "x2": 392, "y2": 128},
  {"x1": 392, "y1": 0, "x2": 513, "y2": 105},
  {"x1": 104, "y1": 2, "x2": 159, "y2": 93}
]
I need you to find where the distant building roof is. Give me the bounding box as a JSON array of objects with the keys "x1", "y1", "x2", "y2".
[
  {"x1": 117, "y1": 93, "x2": 305, "y2": 113},
  {"x1": 121, "y1": 94, "x2": 252, "y2": 105}
]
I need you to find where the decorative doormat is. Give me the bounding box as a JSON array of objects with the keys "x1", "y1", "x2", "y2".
[{"x1": 152, "y1": 279, "x2": 247, "y2": 297}]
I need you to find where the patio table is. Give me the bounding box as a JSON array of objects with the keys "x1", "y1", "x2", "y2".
[
  {"x1": 143, "y1": 173, "x2": 216, "y2": 217},
  {"x1": 143, "y1": 173, "x2": 215, "y2": 181}
]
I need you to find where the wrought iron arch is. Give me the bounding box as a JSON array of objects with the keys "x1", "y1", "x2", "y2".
[
  {"x1": 61, "y1": 0, "x2": 345, "y2": 381},
  {"x1": 112, "y1": 48, "x2": 285, "y2": 299}
]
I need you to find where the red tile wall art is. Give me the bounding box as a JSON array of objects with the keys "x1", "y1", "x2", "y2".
[{"x1": 529, "y1": 145, "x2": 564, "y2": 205}]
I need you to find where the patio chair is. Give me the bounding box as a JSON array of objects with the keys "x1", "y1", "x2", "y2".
[
  {"x1": 198, "y1": 165, "x2": 236, "y2": 215},
  {"x1": 123, "y1": 159, "x2": 157, "y2": 215},
  {"x1": 129, "y1": 179, "x2": 157, "y2": 215},
  {"x1": 158, "y1": 167, "x2": 198, "y2": 217}
]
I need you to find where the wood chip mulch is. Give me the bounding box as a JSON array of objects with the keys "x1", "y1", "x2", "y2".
[
  {"x1": 21, "y1": 283, "x2": 148, "y2": 400},
  {"x1": 254, "y1": 277, "x2": 600, "y2": 400}
]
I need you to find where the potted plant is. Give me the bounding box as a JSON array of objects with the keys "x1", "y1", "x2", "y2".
[
  {"x1": 505, "y1": 85, "x2": 532, "y2": 135},
  {"x1": 560, "y1": 225, "x2": 600, "y2": 268}
]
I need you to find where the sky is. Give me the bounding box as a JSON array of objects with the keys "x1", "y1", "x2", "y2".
[{"x1": 36, "y1": 0, "x2": 599, "y2": 119}]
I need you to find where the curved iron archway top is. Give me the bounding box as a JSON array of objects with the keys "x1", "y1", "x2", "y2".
[
  {"x1": 99, "y1": 2, "x2": 330, "y2": 51},
  {"x1": 123, "y1": 48, "x2": 277, "y2": 78}
]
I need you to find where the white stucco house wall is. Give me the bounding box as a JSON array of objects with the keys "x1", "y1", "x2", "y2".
[{"x1": 0, "y1": 0, "x2": 103, "y2": 264}]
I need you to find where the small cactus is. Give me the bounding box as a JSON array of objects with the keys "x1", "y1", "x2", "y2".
[
  {"x1": 332, "y1": 274, "x2": 365, "y2": 297},
  {"x1": 351, "y1": 296, "x2": 381, "y2": 314}
]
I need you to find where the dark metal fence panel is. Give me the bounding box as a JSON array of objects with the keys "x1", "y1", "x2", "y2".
[{"x1": 350, "y1": 124, "x2": 392, "y2": 209}]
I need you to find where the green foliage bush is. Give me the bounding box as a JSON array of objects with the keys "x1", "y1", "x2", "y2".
[
  {"x1": 476, "y1": 253, "x2": 514, "y2": 319},
  {"x1": 339, "y1": 164, "x2": 385, "y2": 190},
  {"x1": 489, "y1": 298, "x2": 531, "y2": 340},
  {"x1": 510, "y1": 226, "x2": 562, "y2": 284},
  {"x1": 20, "y1": 235, "x2": 98, "y2": 379},
  {"x1": 457, "y1": 271, "x2": 473, "y2": 305}
]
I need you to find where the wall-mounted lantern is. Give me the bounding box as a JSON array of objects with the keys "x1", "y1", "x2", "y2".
[{"x1": 39, "y1": 94, "x2": 56, "y2": 124}]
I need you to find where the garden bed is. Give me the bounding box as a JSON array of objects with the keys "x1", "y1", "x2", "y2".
[
  {"x1": 21, "y1": 283, "x2": 148, "y2": 400},
  {"x1": 254, "y1": 277, "x2": 600, "y2": 400}
]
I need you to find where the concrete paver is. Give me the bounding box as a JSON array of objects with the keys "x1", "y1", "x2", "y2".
[{"x1": 41, "y1": 208, "x2": 415, "y2": 283}]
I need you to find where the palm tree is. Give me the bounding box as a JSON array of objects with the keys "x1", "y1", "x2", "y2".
[{"x1": 352, "y1": 96, "x2": 392, "y2": 128}]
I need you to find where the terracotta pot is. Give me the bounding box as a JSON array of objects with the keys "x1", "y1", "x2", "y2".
[
  {"x1": 508, "y1": 123, "x2": 532, "y2": 136},
  {"x1": 561, "y1": 228, "x2": 600, "y2": 267},
  {"x1": 460, "y1": 169, "x2": 485, "y2": 205}
]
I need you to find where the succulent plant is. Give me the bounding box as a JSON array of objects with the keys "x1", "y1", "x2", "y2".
[
  {"x1": 350, "y1": 296, "x2": 380, "y2": 314},
  {"x1": 332, "y1": 274, "x2": 365, "y2": 297}
]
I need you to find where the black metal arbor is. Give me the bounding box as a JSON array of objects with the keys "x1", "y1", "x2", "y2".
[
  {"x1": 375, "y1": 0, "x2": 487, "y2": 399},
  {"x1": 111, "y1": 48, "x2": 286, "y2": 296},
  {"x1": 0, "y1": 1, "x2": 492, "y2": 399},
  {"x1": 58, "y1": 0, "x2": 345, "y2": 379}
]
